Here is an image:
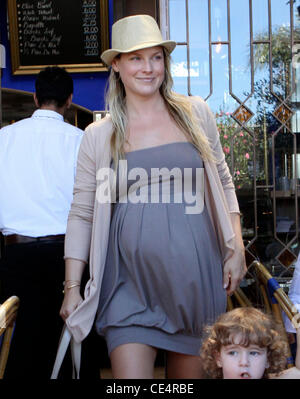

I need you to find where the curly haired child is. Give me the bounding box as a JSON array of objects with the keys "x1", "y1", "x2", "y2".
[{"x1": 201, "y1": 307, "x2": 300, "y2": 379}]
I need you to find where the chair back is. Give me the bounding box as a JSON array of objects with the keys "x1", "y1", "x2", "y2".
[
  {"x1": 251, "y1": 261, "x2": 298, "y2": 323},
  {"x1": 0, "y1": 296, "x2": 20, "y2": 378},
  {"x1": 251, "y1": 261, "x2": 299, "y2": 367}
]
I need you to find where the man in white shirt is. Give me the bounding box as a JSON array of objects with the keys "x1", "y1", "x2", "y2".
[{"x1": 0, "y1": 67, "x2": 83, "y2": 378}]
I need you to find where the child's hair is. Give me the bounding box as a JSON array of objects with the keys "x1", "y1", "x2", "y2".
[{"x1": 201, "y1": 307, "x2": 289, "y2": 379}]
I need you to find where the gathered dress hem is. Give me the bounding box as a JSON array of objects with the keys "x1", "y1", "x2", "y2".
[{"x1": 104, "y1": 325, "x2": 203, "y2": 356}]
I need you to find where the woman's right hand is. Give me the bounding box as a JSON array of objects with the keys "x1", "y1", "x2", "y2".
[
  {"x1": 60, "y1": 287, "x2": 83, "y2": 322},
  {"x1": 61, "y1": 259, "x2": 86, "y2": 321}
]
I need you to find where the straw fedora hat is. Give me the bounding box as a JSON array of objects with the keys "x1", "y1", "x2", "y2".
[{"x1": 101, "y1": 15, "x2": 176, "y2": 66}]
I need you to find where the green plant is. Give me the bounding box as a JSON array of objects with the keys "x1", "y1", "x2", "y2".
[{"x1": 216, "y1": 111, "x2": 253, "y2": 189}]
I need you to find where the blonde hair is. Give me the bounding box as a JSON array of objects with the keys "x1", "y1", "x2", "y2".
[
  {"x1": 105, "y1": 49, "x2": 215, "y2": 169},
  {"x1": 201, "y1": 307, "x2": 289, "y2": 379}
]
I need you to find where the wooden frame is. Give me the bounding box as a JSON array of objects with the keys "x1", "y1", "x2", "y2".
[
  {"x1": 251, "y1": 261, "x2": 298, "y2": 367},
  {"x1": 0, "y1": 296, "x2": 20, "y2": 378},
  {"x1": 7, "y1": 0, "x2": 109, "y2": 75}
]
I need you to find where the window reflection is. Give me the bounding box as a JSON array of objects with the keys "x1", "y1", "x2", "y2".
[
  {"x1": 169, "y1": 0, "x2": 186, "y2": 42},
  {"x1": 167, "y1": 0, "x2": 300, "y2": 272},
  {"x1": 230, "y1": 0, "x2": 251, "y2": 103},
  {"x1": 211, "y1": 0, "x2": 228, "y2": 42},
  {"x1": 171, "y1": 45, "x2": 188, "y2": 94},
  {"x1": 252, "y1": 0, "x2": 269, "y2": 37}
]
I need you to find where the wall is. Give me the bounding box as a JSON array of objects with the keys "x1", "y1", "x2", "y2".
[
  {"x1": 113, "y1": 0, "x2": 157, "y2": 21},
  {"x1": 0, "y1": 0, "x2": 114, "y2": 112}
]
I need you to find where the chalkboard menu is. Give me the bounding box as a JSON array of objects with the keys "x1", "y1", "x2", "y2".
[{"x1": 7, "y1": 0, "x2": 109, "y2": 74}]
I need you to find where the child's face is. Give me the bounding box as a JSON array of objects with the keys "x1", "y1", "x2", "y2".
[{"x1": 216, "y1": 334, "x2": 269, "y2": 379}]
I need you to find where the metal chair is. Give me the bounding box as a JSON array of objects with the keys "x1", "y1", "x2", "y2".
[
  {"x1": 250, "y1": 260, "x2": 299, "y2": 367},
  {"x1": 251, "y1": 261, "x2": 298, "y2": 324},
  {"x1": 0, "y1": 296, "x2": 20, "y2": 378},
  {"x1": 233, "y1": 287, "x2": 252, "y2": 307}
]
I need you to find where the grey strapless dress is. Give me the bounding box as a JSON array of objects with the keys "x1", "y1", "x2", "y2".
[{"x1": 95, "y1": 142, "x2": 226, "y2": 355}]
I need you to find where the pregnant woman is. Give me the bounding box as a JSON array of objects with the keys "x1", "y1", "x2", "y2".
[{"x1": 60, "y1": 15, "x2": 246, "y2": 379}]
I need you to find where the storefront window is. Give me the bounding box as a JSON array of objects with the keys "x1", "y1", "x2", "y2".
[{"x1": 162, "y1": 0, "x2": 300, "y2": 276}]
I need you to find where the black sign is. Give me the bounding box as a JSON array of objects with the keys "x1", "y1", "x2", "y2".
[{"x1": 8, "y1": 0, "x2": 109, "y2": 74}]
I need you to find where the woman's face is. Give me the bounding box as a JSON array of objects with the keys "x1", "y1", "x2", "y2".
[{"x1": 112, "y1": 46, "x2": 165, "y2": 99}]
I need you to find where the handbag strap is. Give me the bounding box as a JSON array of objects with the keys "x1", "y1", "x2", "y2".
[
  {"x1": 71, "y1": 331, "x2": 81, "y2": 379},
  {"x1": 50, "y1": 324, "x2": 81, "y2": 379}
]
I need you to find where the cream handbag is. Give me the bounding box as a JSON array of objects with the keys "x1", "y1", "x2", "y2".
[{"x1": 51, "y1": 324, "x2": 81, "y2": 379}]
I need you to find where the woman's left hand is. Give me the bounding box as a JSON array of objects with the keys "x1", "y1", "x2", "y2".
[
  {"x1": 223, "y1": 213, "x2": 247, "y2": 295},
  {"x1": 223, "y1": 246, "x2": 247, "y2": 296}
]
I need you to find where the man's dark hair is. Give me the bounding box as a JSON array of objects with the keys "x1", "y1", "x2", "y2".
[{"x1": 35, "y1": 66, "x2": 73, "y2": 108}]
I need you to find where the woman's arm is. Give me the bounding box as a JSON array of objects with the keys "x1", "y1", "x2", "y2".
[
  {"x1": 190, "y1": 96, "x2": 240, "y2": 213},
  {"x1": 190, "y1": 97, "x2": 247, "y2": 294},
  {"x1": 201, "y1": 99, "x2": 247, "y2": 294},
  {"x1": 223, "y1": 213, "x2": 247, "y2": 295},
  {"x1": 64, "y1": 127, "x2": 97, "y2": 262},
  {"x1": 60, "y1": 258, "x2": 86, "y2": 321},
  {"x1": 60, "y1": 125, "x2": 97, "y2": 321}
]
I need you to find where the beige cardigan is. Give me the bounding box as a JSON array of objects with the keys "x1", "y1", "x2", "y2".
[{"x1": 65, "y1": 96, "x2": 240, "y2": 343}]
